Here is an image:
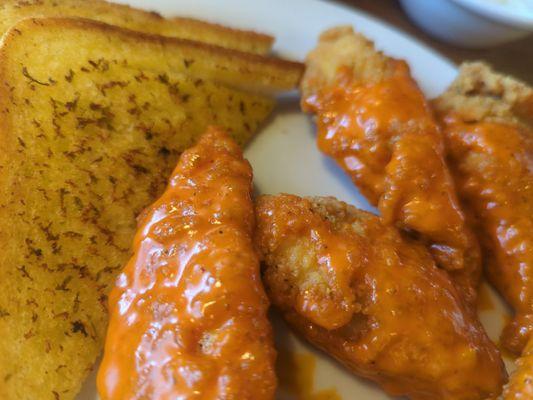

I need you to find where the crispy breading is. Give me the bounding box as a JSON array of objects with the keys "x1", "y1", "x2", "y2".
[
  {"x1": 300, "y1": 26, "x2": 393, "y2": 102},
  {"x1": 434, "y1": 62, "x2": 533, "y2": 399},
  {"x1": 0, "y1": 17, "x2": 301, "y2": 400},
  {"x1": 301, "y1": 26, "x2": 482, "y2": 309},
  {"x1": 255, "y1": 194, "x2": 506, "y2": 400},
  {"x1": 0, "y1": 0, "x2": 274, "y2": 54},
  {"x1": 434, "y1": 62, "x2": 533, "y2": 127},
  {"x1": 504, "y1": 337, "x2": 533, "y2": 399}
]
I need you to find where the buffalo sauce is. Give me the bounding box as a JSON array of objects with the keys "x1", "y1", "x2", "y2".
[
  {"x1": 303, "y1": 61, "x2": 481, "y2": 305},
  {"x1": 256, "y1": 195, "x2": 360, "y2": 331},
  {"x1": 441, "y1": 115, "x2": 533, "y2": 354},
  {"x1": 97, "y1": 127, "x2": 276, "y2": 399},
  {"x1": 293, "y1": 221, "x2": 357, "y2": 330},
  {"x1": 504, "y1": 336, "x2": 533, "y2": 399},
  {"x1": 256, "y1": 194, "x2": 506, "y2": 400}
]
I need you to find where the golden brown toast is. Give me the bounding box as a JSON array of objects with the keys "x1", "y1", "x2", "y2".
[
  {"x1": 0, "y1": 17, "x2": 302, "y2": 400},
  {"x1": 0, "y1": 0, "x2": 274, "y2": 54}
]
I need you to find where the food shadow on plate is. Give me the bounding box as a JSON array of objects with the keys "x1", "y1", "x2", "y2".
[
  {"x1": 250, "y1": 91, "x2": 303, "y2": 142},
  {"x1": 271, "y1": 310, "x2": 402, "y2": 400}
]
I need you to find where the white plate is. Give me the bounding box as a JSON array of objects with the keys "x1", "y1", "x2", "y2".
[{"x1": 78, "y1": 0, "x2": 513, "y2": 398}]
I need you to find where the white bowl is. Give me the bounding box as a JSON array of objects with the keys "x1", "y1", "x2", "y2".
[{"x1": 400, "y1": 0, "x2": 533, "y2": 48}]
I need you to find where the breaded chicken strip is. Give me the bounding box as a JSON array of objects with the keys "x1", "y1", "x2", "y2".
[
  {"x1": 301, "y1": 27, "x2": 481, "y2": 308},
  {"x1": 98, "y1": 128, "x2": 276, "y2": 399},
  {"x1": 505, "y1": 338, "x2": 533, "y2": 399},
  {"x1": 434, "y1": 62, "x2": 533, "y2": 399},
  {"x1": 255, "y1": 194, "x2": 506, "y2": 400}
]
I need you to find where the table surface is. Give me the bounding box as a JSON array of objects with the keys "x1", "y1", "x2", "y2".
[{"x1": 340, "y1": 0, "x2": 533, "y2": 84}]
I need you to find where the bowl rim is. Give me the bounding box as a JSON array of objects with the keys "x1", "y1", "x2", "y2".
[{"x1": 450, "y1": 0, "x2": 533, "y2": 29}]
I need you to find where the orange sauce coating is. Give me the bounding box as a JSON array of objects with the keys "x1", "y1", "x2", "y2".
[
  {"x1": 504, "y1": 337, "x2": 533, "y2": 399},
  {"x1": 97, "y1": 127, "x2": 276, "y2": 399},
  {"x1": 256, "y1": 194, "x2": 506, "y2": 400},
  {"x1": 303, "y1": 61, "x2": 481, "y2": 306},
  {"x1": 497, "y1": 314, "x2": 518, "y2": 362},
  {"x1": 441, "y1": 116, "x2": 533, "y2": 354}
]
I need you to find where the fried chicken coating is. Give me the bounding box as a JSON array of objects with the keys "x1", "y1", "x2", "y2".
[
  {"x1": 504, "y1": 337, "x2": 533, "y2": 399},
  {"x1": 97, "y1": 128, "x2": 276, "y2": 399},
  {"x1": 255, "y1": 194, "x2": 506, "y2": 400},
  {"x1": 301, "y1": 26, "x2": 481, "y2": 307},
  {"x1": 433, "y1": 62, "x2": 533, "y2": 400},
  {"x1": 435, "y1": 62, "x2": 533, "y2": 356}
]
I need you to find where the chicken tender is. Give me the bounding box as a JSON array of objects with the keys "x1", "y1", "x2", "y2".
[
  {"x1": 97, "y1": 128, "x2": 276, "y2": 399},
  {"x1": 504, "y1": 337, "x2": 533, "y2": 399},
  {"x1": 434, "y1": 62, "x2": 533, "y2": 400},
  {"x1": 301, "y1": 26, "x2": 481, "y2": 307},
  {"x1": 255, "y1": 194, "x2": 506, "y2": 400},
  {"x1": 435, "y1": 62, "x2": 533, "y2": 355}
]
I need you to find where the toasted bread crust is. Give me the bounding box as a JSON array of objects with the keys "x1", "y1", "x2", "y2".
[
  {"x1": 0, "y1": 0, "x2": 274, "y2": 54},
  {"x1": 0, "y1": 17, "x2": 302, "y2": 93}
]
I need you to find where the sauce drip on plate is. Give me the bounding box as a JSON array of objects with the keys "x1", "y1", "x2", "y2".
[
  {"x1": 277, "y1": 348, "x2": 341, "y2": 400},
  {"x1": 477, "y1": 284, "x2": 496, "y2": 312}
]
